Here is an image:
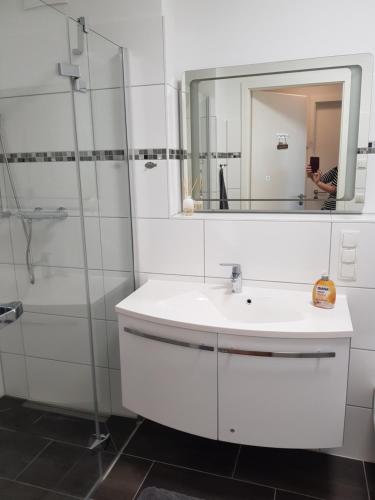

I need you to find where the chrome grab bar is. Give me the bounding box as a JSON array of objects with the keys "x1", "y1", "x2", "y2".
[
  {"x1": 124, "y1": 327, "x2": 215, "y2": 352},
  {"x1": 0, "y1": 301, "x2": 23, "y2": 330},
  {"x1": 218, "y1": 348, "x2": 335, "y2": 358}
]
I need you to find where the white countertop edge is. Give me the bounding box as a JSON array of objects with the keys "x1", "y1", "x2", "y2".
[
  {"x1": 172, "y1": 212, "x2": 375, "y2": 223},
  {"x1": 116, "y1": 308, "x2": 353, "y2": 339}
]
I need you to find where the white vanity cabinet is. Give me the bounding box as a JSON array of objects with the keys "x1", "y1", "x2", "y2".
[
  {"x1": 218, "y1": 334, "x2": 350, "y2": 448},
  {"x1": 118, "y1": 315, "x2": 218, "y2": 440},
  {"x1": 116, "y1": 280, "x2": 353, "y2": 449}
]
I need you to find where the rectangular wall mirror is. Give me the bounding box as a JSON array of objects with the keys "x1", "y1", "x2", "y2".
[{"x1": 181, "y1": 54, "x2": 373, "y2": 213}]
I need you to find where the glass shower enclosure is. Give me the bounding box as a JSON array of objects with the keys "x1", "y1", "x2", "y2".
[{"x1": 0, "y1": 1, "x2": 134, "y2": 496}]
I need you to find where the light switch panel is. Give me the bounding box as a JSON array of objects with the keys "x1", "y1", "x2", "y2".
[
  {"x1": 341, "y1": 248, "x2": 356, "y2": 264},
  {"x1": 340, "y1": 262, "x2": 356, "y2": 281},
  {"x1": 342, "y1": 230, "x2": 359, "y2": 248}
]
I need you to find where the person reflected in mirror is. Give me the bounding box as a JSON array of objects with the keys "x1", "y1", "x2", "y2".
[{"x1": 306, "y1": 164, "x2": 338, "y2": 210}]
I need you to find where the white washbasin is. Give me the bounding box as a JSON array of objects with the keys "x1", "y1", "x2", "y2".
[{"x1": 116, "y1": 279, "x2": 353, "y2": 338}]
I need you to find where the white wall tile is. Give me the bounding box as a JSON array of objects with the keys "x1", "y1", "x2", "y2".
[
  {"x1": 97, "y1": 161, "x2": 130, "y2": 218},
  {"x1": 331, "y1": 222, "x2": 375, "y2": 287},
  {"x1": 84, "y1": 217, "x2": 103, "y2": 269},
  {"x1": 1, "y1": 353, "x2": 28, "y2": 398},
  {"x1": 10, "y1": 216, "x2": 89, "y2": 268},
  {"x1": 22, "y1": 312, "x2": 108, "y2": 367},
  {"x1": 15, "y1": 265, "x2": 88, "y2": 317},
  {"x1": 338, "y1": 286, "x2": 375, "y2": 350},
  {"x1": 227, "y1": 158, "x2": 241, "y2": 190},
  {"x1": 80, "y1": 162, "x2": 100, "y2": 217},
  {"x1": 325, "y1": 405, "x2": 375, "y2": 462},
  {"x1": 107, "y1": 320, "x2": 120, "y2": 370},
  {"x1": 134, "y1": 218, "x2": 204, "y2": 275},
  {"x1": 205, "y1": 220, "x2": 331, "y2": 283},
  {"x1": 109, "y1": 368, "x2": 137, "y2": 418},
  {"x1": 167, "y1": 160, "x2": 181, "y2": 216},
  {"x1": 91, "y1": 88, "x2": 126, "y2": 150},
  {"x1": 87, "y1": 30, "x2": 123, "y2": 90},
  {"x1": 0, "y1": 93, "x2": 76, "y2": 152},
  {"x1": 26, "y1": 356, "x2": 111, "y2": 413},
  {"x1": 73, "y1": 92, "x2": 95, "y2": 151},
  {"x1": 128, "y1": 85, "x2": 167, "y2": 149},
  {"x1": 0, "y1": 2, "x2": 70, "y2": 97},
  {"x1": 88, "y1": 269, "x2": 106, "y2": 320},
  {"x1": 80, "y1": 15, "x2": 164, "y2": 86},
  {"x1": 0, "y1": 321, "x2": 24, "y2": 355},
  {"x1": 0, "y1": 218, "x2": 12, "y2": 263},
  {"x1": 166, "y1": 85, "x2": 180, "y2": 149},
  {"x1": 3, "y1": 162, "x2": 96, "y2": 217},
  {"x1": 0, "y1": 264, "x2": 18, "y2": 303},
  {"x1": 135, "y1": 272, "x2": 204, "y2": 288},
  {"x1": 131, "y1": 160, "x2": 169, "y2": 218},
  {"x1": 347, "y1": 349, "x2": 375, "y2": 408},
  {"x1": 103, "y1": 270, "x2": 134, "y2": 320},
  {"x1": 101, "y1": 217, "x2": 133, "y2": 271},
  {"x1": 364, "y1": 155, "x2": 375, "y2": 214}
]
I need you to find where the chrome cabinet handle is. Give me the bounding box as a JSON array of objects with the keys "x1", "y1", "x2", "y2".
[
  {"x1": 218, "y1": 348, "x2": 335, "y2": 358},
  {"x1": 124, "y1": 327, "x2": 215, "y2": 352}
]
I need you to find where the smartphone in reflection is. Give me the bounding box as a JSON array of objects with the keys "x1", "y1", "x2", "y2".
[{"x1": 310, "y1": 156, "x2": 320, "y2": 173}]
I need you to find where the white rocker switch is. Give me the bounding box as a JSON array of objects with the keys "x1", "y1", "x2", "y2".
[
  {"x1": 341, "y1": 248, "x2": 356, "y2": 264},
  {"x1": 342, "y1": 231, "x2": 359, "y2": 249},
  {"x1": 340, "y1": 263, "x2": 356, "y2": 281}
]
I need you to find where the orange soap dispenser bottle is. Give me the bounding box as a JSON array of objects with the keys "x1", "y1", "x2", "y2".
[{"x1": 312, "y1": 273, "x2": 336, "y2": 309}]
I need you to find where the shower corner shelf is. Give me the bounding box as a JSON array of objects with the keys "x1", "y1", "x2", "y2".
[{"x1": 16, "y1": 207, "x2": 69, "y2": 221}]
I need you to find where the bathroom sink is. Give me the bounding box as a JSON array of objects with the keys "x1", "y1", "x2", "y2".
[
  {"x1": 205, "y1": 288, "x2": 304, "y2": 324},
  {"x1": 116, "y1": 280, "x2": 353, "y2": 338}
]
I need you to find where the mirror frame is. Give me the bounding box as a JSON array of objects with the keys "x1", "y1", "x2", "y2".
[{"x1": 180, "y1": 54, "x2": 373, "y2": 213}]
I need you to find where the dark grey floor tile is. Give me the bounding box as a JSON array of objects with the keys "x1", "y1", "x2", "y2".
[
  {"x1": 57, "y1": 449, "x2": 115, "y2": 498},
  {"x1": 106, "y1": 415, "x2": 138, "y2": 450},
  {"x1": 276, "y1": 490, "x2": 322, "y2": 499},
  {"x1": 17, "y1": 441, "x2": 85, "y2": 489},
  {"x1": 0, "y1": 479, "x2": 73, "y2": 500},
  {"x1": 93, "y1": 455, "x2": 151, "y2": 499},
  {"x1": 235, "y1": 446, "x2": 368, "y2": 500},
  {"x1": 0, "y1": 405, "x2": 44, "y2": 431},
  {"x1": 0, "y1": 396, "x2": 25, "y2": 411},
  {"x1": 30, "y1": 412, "x2": 98, "y2": 446},
  {"x1": 365, "y1": 461, "x2": 375, "y2": 500},
  {"x1": 125, "y1": 420, "x2": 239, "y2": 476},
  {"x1": 137, "y1": 463, "x2": 275, "y2": 500},
  {"x1": 0, "y1": 429, "x2": 50, "y2": 479}
]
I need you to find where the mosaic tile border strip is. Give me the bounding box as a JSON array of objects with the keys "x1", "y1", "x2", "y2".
[
  {"x1": 2, "y1": 145, "x2": 375, "y2": 164},
  {"x1": 0, "y1": 150, "x2": 125, "y2": 163},
  {"x1": 0, "y1": 149, "x2": 186, "y2": 163},
  {"x1": 199, "y1": 152, "x2": 241, "y2": 159}
]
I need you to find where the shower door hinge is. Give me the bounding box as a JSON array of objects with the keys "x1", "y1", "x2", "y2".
[
  {"x1": 57, "y1": 62, "x2": 87, "y2": 93},
  {"x1": 72, "y1": 16, "x2": 88, "y2": 56},
  {"x1": 88, "y1": 432, "x2": 111, "y2": 451}
]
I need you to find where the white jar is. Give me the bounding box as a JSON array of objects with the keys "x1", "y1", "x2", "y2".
[{"x1": 183, "y1": 196, "x2": 194, "y2": 215}]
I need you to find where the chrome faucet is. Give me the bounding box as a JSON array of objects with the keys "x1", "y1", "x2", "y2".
[{"x1": 220, "y1": 263, "x2": 242, "y2": 293}]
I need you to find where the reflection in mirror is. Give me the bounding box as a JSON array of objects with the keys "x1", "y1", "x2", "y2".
[
  {"x1": 182, "y1": 55, "x2": 375, "y2": 213},
  {"x1": 195, "y1": 79, "x2": 344, "y2": 211}
]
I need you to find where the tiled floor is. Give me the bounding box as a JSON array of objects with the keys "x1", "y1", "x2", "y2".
[
  {"x1": 1, "y1": 396, "x2": 374, "y2": 500},
  {"x1": 0, "y1": 396, "x2": 137, "y2": 500},
  {"x1": 94, "y1": 419, "x2": 375, "y2": 500}
]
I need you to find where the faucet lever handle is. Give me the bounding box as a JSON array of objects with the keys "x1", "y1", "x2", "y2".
[{"x1": 220, "y1": 263, "x2": 241, "y2": 275}]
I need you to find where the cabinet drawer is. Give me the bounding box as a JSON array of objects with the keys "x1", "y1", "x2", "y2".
[
  {"x1": 218, "y1": 334, "x2": 350, "y2": 448},
  {"x1": 119, "y1": 315, "x2": 217, "y2": 440}
]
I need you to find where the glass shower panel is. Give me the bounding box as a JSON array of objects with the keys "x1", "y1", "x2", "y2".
[
  {"x1": 72, "y1": 22, "x2": 135, "y2": 417},
  {"x1": 0, "y1": 4, "x2": 110, "y2": 495}
]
